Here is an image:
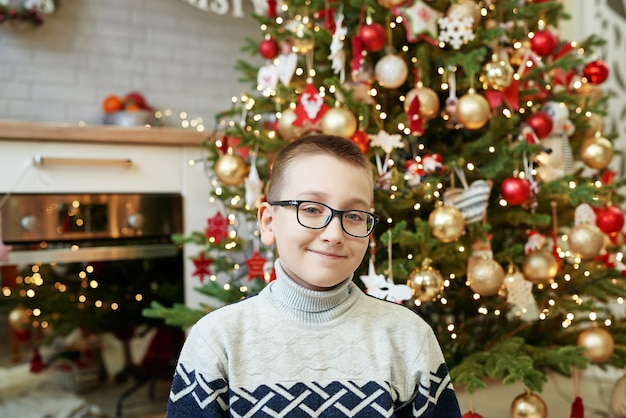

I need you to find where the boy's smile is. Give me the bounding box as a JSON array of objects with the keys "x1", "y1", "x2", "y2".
[{"x1": 258, "y1": 154, "x2": 373, "y2": 290}]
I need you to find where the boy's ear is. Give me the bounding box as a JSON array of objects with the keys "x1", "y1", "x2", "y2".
[{"x1": 258, "y1": 202, "x2": 276, "y2": 246}]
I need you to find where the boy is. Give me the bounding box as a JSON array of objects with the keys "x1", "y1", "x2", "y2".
[{"x1": 167, "y1": 134, "x2": 462, "y2": 417}]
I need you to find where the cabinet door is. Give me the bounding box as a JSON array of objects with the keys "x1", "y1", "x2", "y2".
[{"x1": 0, "y1": 141, "x2": 183, "y2": 193}]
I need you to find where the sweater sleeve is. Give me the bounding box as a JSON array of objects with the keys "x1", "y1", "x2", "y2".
[
  {"x1": 409, "y1": 328, "x2": 462, "y2": 418},
  {"x1": 166, "y1": 321, "x2": 229, "y2": 418}
]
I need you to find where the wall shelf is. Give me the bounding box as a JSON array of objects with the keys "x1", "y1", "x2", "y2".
[{"x1": 0, "y1": 120, "x2": 209, "y2": 147}]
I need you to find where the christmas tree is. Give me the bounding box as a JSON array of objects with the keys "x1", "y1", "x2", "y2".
[{"x1": 146, "y1": 0, "x2": 626, "y2": 407}]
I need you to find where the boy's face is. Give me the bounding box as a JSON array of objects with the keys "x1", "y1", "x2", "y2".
[{"x1": 258, "y1": 154, "x2": 373, "y2": 290}]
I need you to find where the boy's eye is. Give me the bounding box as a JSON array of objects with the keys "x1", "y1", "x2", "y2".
[
  {"x1": 300, "y1": 203, "x2": 325, "y2": 215},
  {"x1": 344, "y1": 212, "x2": 364, "y2": 222}
]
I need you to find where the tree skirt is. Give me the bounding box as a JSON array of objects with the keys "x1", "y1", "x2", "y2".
[{"x1": 0, "y1": 364, "x2": 105, "y2": 418}]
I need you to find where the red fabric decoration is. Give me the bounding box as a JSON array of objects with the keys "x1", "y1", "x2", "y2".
[
  {"x1": 407, "y1": 94, "x2": 423, "y2": 135},
  {"x1": 266, "y1": 0, "x2": 277, "y2": 17},
  {"x1": 245, "y1": 250, "x2": 267, "y2": 281},
  {"x1": 293, "y1": 83, "x2": 329, "y2": 127},
  {"x1": 570, "y1": 397, "x2": 584, "y2": 418},
  {"x1": 350, "y1": 35, "x2": 366, "y2": 74},
  {"x1": 206, "y1": 211, "x2": 229, "y2": 243},
  {"x1": 192, "y1": 251, "x2": 213, "y2": 283},
  {"x1": 485, "y1": 78, "x2": 520, "y2": 111},
  {"x1": 30, "y1": 347, "x2": 44, "y2": 373}
]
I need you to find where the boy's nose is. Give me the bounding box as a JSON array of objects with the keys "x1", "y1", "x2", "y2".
[{"x1": 319, "y1": 215, "x2": 345, "y2": 242}]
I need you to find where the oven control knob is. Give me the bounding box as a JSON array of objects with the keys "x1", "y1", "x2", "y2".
[
  {"x1": 127, "y1": 213, "x2": 145, "y2": 229},
  {"x1": 20, "y1": 215, "x2": 39, "y2": 231}
]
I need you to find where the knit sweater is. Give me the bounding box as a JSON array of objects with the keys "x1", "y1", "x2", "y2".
[{"x1": 167, "y1": 261, "x2": 462, "y2": 417}]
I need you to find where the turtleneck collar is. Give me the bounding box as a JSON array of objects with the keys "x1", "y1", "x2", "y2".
[{"x1": 264, "y1": 259, "x2": 360, "y2": 324}]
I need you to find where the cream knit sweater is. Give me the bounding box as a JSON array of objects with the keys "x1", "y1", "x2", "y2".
[{"x1": 167, "y1": 260, "x2": 461, "y2": 417}]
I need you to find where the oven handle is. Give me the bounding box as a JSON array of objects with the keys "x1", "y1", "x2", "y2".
[
  {"x1": 33, "y1": 155, "x2": 133, "y2": 168},
  {"x1": 4, "y1": 244, "x2": 178, "y2": 265}
]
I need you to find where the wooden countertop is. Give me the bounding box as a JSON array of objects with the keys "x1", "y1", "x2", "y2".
[{"x1": 0, "y1": 120, "x2": 210, "y2": 146}]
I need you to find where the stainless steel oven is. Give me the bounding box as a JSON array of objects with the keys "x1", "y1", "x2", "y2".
[
  {"x1": 1, "y1": 193, "x2": 182, "y2": 264},
  {"x1": 0, "y1": 193, "x2": 184, "y2": 366}
]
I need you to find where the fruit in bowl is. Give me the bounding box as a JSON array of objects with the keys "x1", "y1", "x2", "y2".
[{"x1": 101, "y1": 91, "x2": 161, "y2": 126}]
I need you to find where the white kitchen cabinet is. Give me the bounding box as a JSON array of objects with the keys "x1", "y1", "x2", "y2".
[{"x1": 0, "y1": 141, "x2": 184, "y2": 194}]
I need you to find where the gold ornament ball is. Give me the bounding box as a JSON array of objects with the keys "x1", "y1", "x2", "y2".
[
  {"x1": 321, "y1": 107, "x2": 357, "y2": 138},
  {"x1": 522, "y1": 250, "x2": 559, "y2": 284},
  {"x1": 214, "y1": 149, "x2": 250, "y2": 187},
  {"x1": 580, "y1": 135, "x2": 614, "y2": 170},
  {"x1": 377, "y1": 0, "x2": 406, "y2": 8},
  {"x1": 481, "y1": 54, "x2": 514, "y2": 90},
  {"x1": 583, "y1": 113, "x2": 604, "y2": 138},
  {"x1": 291, "y1": 22, "x2": 315, "y2": 55},
  {"x1": 404, "y1": 85, "x2": 440, "y2": 122},
  {"x1": 277, "y1": 108, "x2": 301, "y2": 141},
  {"x1": 455, "y1": 89, "x2": 491, "y2": 130},
  {"x1": 578, "y1": 327, "x2": 615, "y2": 363},
  {"x1": 568, "y1": 223, "x2": 605, "y2": 260},
  {"x1": 8, "y1": 306, "x2": 29, "y2": 329},
  {"x1": 407, "y1": 263, "x2": 444, "y2": 303},
  {"x1": 511, "y1": 392, "x2": 547, "y2": 418},
  {"x1": 375, "y1": 54, "x2": 409, "y2": 89},
  {"x1": 428, "y1": 205, "x2": 465, "y2": 243},
  {"x1": 468, "y1": 258, "x2": 505, "y2": 296},
  {"x1": 449, "y1": 0, "x2": 481, "y2": 28},
  {"x1": 577, "y1": 82, "x2": 604, "y2": 106}
]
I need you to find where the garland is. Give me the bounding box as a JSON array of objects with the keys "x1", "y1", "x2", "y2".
[{"x1": 0, "y1": 0, "x2": 57, "y2": 27}]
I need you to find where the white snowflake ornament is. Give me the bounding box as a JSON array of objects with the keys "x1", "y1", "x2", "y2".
[
  {"x1": 369, "y1": 130, "x2": 404, "y2": 154},
  {"x1": 360, "y1": 259, "x2": 412, "y2": 304},
  {"x1": 438, "y1": 10, "x2": 475, "y2": 49}
]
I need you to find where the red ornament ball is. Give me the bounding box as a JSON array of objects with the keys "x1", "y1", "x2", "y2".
[
  {"x1": 501, "y1": 177, "x2": 531, "y2": 206},
  {"x1": 596, "y1": 205, "x2": 625, "y2": 234},
  {"x1": 526, "y1": 111, "x2": 553, "y2": 139},
  {"x1": 583, "y1": 59, "x2": 609, "y2": 85},
  {"x1": 462, "y1": 412, "x2": 483, "y2": 418},
  {"x1": 530, "y1": 29, "x2": 557, "y2": 57},
  {"x1": 358, "y1": 23, "x2": 387, "y2": 52},
  {"x1": 350, "y1": 130, "x2": 370, "y2": 153},
  {"x1": 259, "y1": 37, "x2": 279, "y2": 59}
]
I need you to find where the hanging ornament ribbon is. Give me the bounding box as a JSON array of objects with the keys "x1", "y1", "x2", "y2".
[
  {"x1": 570, "y1": 366, "x2": 584, "y2": 418},
  {"x1": 350, "y1": 5, "x2": 367, "y2": 74},
  {"x1": 550, "y1": 201, "x2": 563, "y2": 272},
  {"x1": 444, "y1": 67, "x2": 459, "y2": 127},
  {"x1": 523, "y1": 152, "x2": 538, "y2": 210}
]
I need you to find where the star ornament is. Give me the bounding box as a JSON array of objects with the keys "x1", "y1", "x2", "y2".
[
  {"x1": 245, "y1": 250, "x2": 267, "y2": 281},
  {"x1": 206, "y1": 211, "x2": 229, "y2": 243},
  {"x1": 192, "y1": 251, "x2": 213, "y2": 283},
  {"x1": 392, "y1": 0, "x2": 443, "y2": 42},
  {"x1": 369, "y1": 130, "x2": 404, "y2": 154}
]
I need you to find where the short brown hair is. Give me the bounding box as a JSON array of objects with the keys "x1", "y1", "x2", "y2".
[{"x1": 266, "y1": 134, "x2": 373, "y2": 201}]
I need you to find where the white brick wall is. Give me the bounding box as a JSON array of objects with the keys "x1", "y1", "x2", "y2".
[{"x1": 0, "y1": 0, "x2": 259, "y2": 125}]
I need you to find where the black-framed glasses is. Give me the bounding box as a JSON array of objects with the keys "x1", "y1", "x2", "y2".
[{"x1": 269, "y1": 200, "x2": 379, "y2": 238}]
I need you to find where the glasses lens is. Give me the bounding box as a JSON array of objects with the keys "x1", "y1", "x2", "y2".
[
  {"x1": 296, "y1": 202, "x2": 374, "y2": 237},
  {"x1": 342, "y1": 211, "x2": 374, "y2": 237},
  {"x1": 296, "y1": 201, "x2": 332, "y2": 229}
]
